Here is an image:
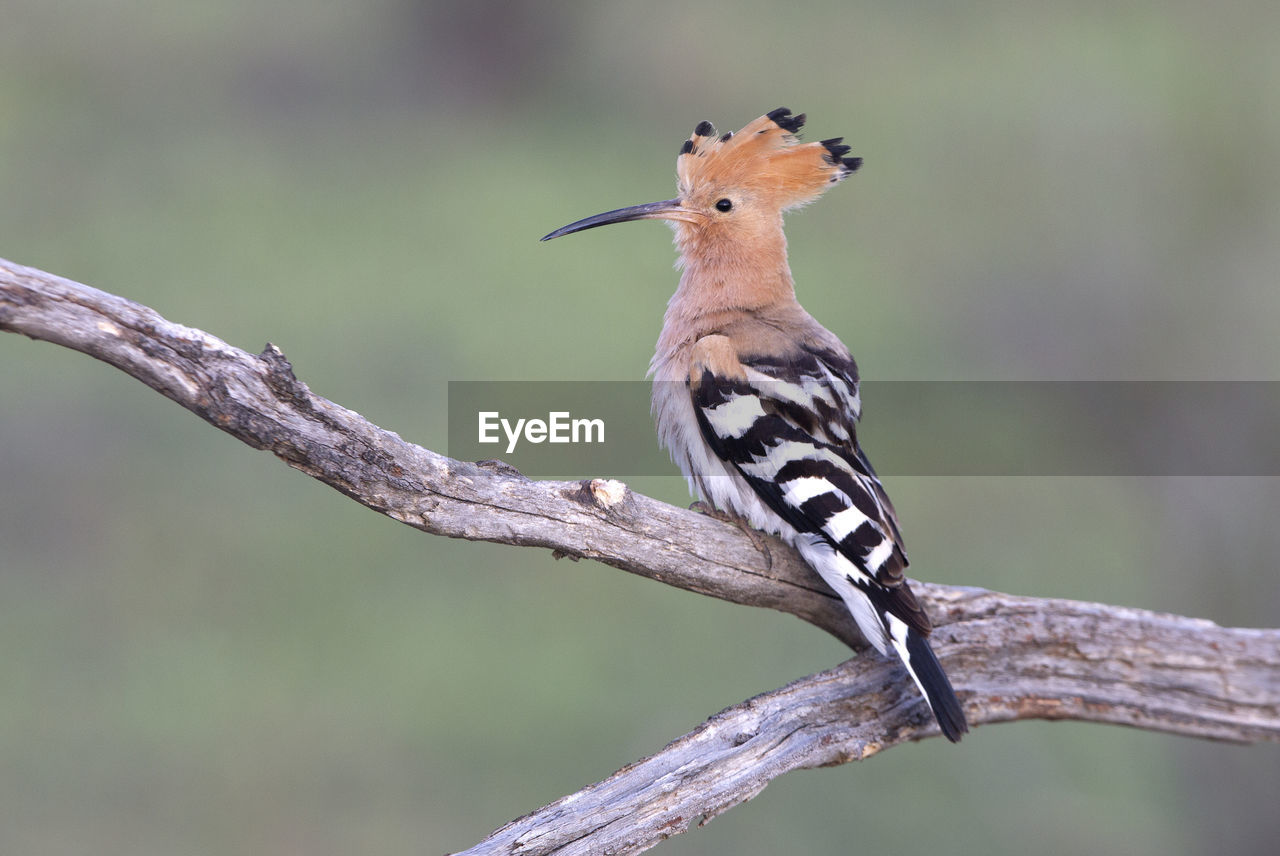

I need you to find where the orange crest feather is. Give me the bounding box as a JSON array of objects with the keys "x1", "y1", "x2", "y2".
[{"x1": 676, "y1": 108, "x2": 861, "y2": 210}]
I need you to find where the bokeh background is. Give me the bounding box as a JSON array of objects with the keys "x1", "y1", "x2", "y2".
[{"x1": 3, "y1": 1, "x2": 1279, "y2": 853}]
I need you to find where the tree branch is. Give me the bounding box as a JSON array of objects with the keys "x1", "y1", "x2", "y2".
[
  {"x1": 4, "y1": 257, "x2": 1279, "y2": 856},
  {"x1": 0, "y1": 256, "x2": 859, "y2": 646},
  {"x1": 459, "y1": 587, "x2": 1280, "y2": 856}
]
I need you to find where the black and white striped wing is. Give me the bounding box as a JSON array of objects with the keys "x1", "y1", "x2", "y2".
[
  {"x1": 690, "y1": 347, "x2": 930, "y2": 637},
  {"x1": 689, "y1": 344, "x2": 968, "y2": 742}
]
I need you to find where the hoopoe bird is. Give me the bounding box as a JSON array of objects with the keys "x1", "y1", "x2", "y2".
[{"x1": 542, "y1": 108, "x2": 967, "y2": 742}]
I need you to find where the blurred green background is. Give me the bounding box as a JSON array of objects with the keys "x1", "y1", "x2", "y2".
[{"x1": 2, "y1": 1, "x2": 1278, "y2": 853}]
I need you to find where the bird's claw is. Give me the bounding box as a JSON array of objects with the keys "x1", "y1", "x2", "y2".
[{"x1": 690, "y1": 501, "x2": 774, "y2": 570}]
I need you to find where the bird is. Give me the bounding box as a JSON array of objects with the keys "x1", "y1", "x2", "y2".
[{"x1": 541, "y1": 107, "x2": 967, "y2": 742}]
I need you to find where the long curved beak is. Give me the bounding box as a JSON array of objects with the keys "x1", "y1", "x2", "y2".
[{"x1": 541, "y1": 199, "x2": 700, "y2": 241}]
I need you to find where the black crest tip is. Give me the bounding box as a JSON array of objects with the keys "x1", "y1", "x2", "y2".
[
  {"x1": 842, "y1": 156, "x2": 863, "y2": 173},
  {"x1": 820, "y1": 137, "x2": 852, "y2": 162},
  {"x1": 693, "y1": 120, "x2": 715, "y2": 137},
  {"x1": 680, "y1": 139, "x2": 695, "y2": 155},
  {"x1": 766, "y1": 107, "x2": 806, "y2": 133}
]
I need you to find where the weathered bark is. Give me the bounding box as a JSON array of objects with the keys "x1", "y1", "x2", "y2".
[
  {"x1": 4, "y1": 257, "x2": 1278, "y2": 856},
  {"x1": 0, "y1": 257, "x2": 859, "y2": 645},
  {"x1": 458, "y1": 587, "x2": 1279, "y2": 856}
]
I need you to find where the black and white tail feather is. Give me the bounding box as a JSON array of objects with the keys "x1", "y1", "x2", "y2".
[{"x1": 689, "y1": 346, "x2": 968, "y2": 742}]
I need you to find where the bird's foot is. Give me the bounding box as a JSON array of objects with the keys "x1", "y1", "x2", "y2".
[{"x1": 690, "y1": 501, "x2": 773, "y2": 570}]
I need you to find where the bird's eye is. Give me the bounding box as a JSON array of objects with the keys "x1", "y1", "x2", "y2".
[{"x1": 715, "y1": 198, "x2": 733, "y2": 212}]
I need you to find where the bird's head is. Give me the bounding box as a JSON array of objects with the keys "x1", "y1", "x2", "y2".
[{"x1": 541, "y1": 108, "x2": 860, "y2": 255}]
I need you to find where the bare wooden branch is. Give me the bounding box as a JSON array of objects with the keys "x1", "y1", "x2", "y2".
[
  {"x1": 4, "y1": 256, "x2": 1279, "y2": 856},
  {"x1": 460, "y1": 586, "x2": 1280, "y2": 856},
  {"x1": 0, "y1": 256, "x2": 860, "y2": 646}
]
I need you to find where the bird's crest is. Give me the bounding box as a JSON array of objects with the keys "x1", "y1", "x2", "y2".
[{"x1": 676, "y1": 107, "x2": 862, "y2": 210}]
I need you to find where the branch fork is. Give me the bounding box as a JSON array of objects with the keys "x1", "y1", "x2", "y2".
[{"x1": 3, "y1": 256, "x2": 1278, "y2": 856}]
